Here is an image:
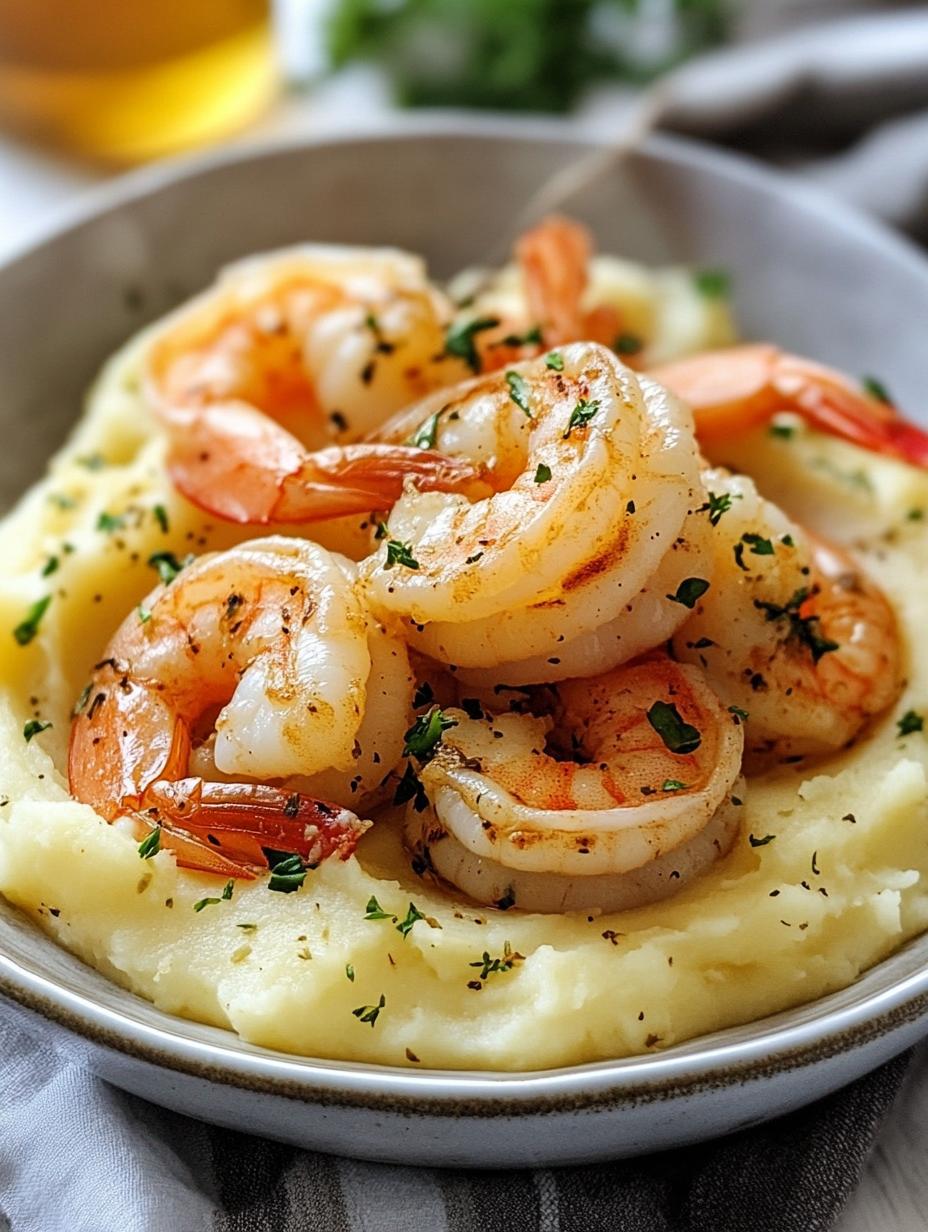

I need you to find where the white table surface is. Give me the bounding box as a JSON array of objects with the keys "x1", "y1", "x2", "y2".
[{"x1": 0, "y1": 88, "x2": 925, "y2": 1232}]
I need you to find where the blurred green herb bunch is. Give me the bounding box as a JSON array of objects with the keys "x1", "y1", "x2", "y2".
[{"x1": 327, "y1": 0, "x2": 728, "y2": 112}]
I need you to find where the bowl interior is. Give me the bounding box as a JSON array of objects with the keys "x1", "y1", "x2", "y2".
[{"x1": 3, "y1": 121, "x2": 928, "y2": 1087}]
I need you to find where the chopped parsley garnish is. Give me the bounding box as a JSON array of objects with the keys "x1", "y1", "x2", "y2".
[
  {"x1": 667, "y1": 577, "x2": 710, "y2": 609},
  {"x1": 96, "y1": 511, "x2": 126, "y2": 534},
  {"x1": 495, "y1": 325, "x2": 542, "y2": 348},
  {"x1": 699, "y1": 490, "x2": 737, "y2": 526},
  {"x1": 907, "y1": 508, "x2": 924, "y2": 522},
  {"x1": 693, "y1": 268, "x2": 730, "y2": 298},
  {"x1": 661, "y1": 779, "x2": 687, "y2": 792},
  {"x1": 352, "y1": 994, "x2": 385, "y2": 1027},
  {"x1": 153, "y1": 504, "x2": 169, "y2": 533},
  {"x1": 364, "y1": 895, "x2": 394, "y2": 921},
  {"x1": 613, "y1": 332, "x2": 643, "y2": 355},
  {"x1": 408, "y1": 411, "x2": 440, "y2": 450},
  {"x1": 754, "y1": 588, "x2": 839, "y2": 663},
  {"x1": 345, "y1": 963, "x2": 355, "y2": 982},
  {"x1": 221, "y1": 879, "x2": 234, "y2": 900},
  {"x1": 396, "y1": 902, "x2": 426, "y2": 939},
  {"x1": 148, "y1": 551, "x2": 190, "y2": 586},
  {"x1": 728, "y1": 705, "x2": 750, "y2": 723},
  {"x1": 862, "y1": 374, "x2": 893, "y2": 405},
  {"x1": 393, "y1": 761, "x2": 430, "y2": 812},
  {"x1": 469, "y1": 940, "x2": 522, "y2": 981},
  {"x1": 444, "y1": 316, "x2": 500, "y2": 373},
  {"x1": 545, "y1": 351, "x2": 564, "y2": 372},
  {"x1": 137, "y1": 827, "x2": 161, "y2": 859},
  {"x1": 769, "y1": 422, "x2": 796, "y2": 440},
  {"x1": 193, "y1": 896, "x2": 222, "y2": 912},
  {"x1": 647, "y1": 701, "x2": 701, "y2": 755},
  {"x1": 534, "y1": 462, "x2": 552, "y2": 484},
  {"x1": 505, "y1": 370, "x2": 532, "y2": 417},
  {"x1": 897, "y1": 709, "x2": 924, "y2": 737},
  {"x1": 41, "y1": 556, "x2": 59, "y2": 578},
  {"x1": 23, "y1": 719, "x2": 51, "y2": 743},
  {"x1": 384, "y1": 538, "x2": 419, "y2": 570},
  {"x1": 412, "y1": 680, "x2": 434, "y2": 708},
  {"x1": 563, "y1": 398, "x2": 600, "y2": 438},
  {"x1": 137, "y1": 604, "x2": 152, "y2": 624},
  {"x1": 265, "y1": 849, "x2": 308, "y2": 894},
  {"x1": 741, "y1": 532, "x2": 774, "y2": 556},
  {"x1": 373, "y1": 519, "x2": 388, "y2": 541},
  {"x1": 236, "y1": 922, "x2": 257, "y2": 933},
  {"x1": 13, "y1": 596, "x2": 51, "y2": 646},
  {"x1": 749, "y1": 833, "x2": 776, "y2": 847},
  {"x1": 76, "y1": 452, "x2": 106, "y2": 471},
  {"x1": 403, "y1": 706, "x2": 456, "y2": 759}
]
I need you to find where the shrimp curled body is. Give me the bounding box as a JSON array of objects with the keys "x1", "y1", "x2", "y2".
[
  {"x1": 405, "y1": 656, "x2": 744, "y2": 913},
  {"x1": 68, "y1": 537, "x2": 413, "y2": 878}
]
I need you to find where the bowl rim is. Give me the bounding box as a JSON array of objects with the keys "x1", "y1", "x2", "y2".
[{"x1": 4, "y1": 116, "x2": 928, "y2": 1108}]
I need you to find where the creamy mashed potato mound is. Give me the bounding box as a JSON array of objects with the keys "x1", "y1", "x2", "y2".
[{"x1": 1, "y1": 298, "x2": 928, "y2": 1072}]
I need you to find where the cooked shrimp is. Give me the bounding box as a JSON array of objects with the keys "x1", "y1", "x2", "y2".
[
  {"x1": 68, "y1": 537, "x2": 413, "y2": 879},
  {"x1": 652, "y1": 345, "x2": 928, "y2": 468},
  {"x1": 144, "y1": 245, "x2": 480, "y2": 524},
  {"x1": 672, "y1": 470, "x2": 902, "y2": 764},
  {"x1": 403, "y1": 655, "x2": 744, "y2": 913},
  {"x1": 364, "y1": 342, "x2": 709, "y2": 680}
]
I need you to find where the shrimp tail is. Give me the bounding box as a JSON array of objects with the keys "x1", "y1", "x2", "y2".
[
  {"x1": 162, "y1": 401, "x2": 479, "y2": 524},
  {"x1": 139, "y1": 778, "x2": 370, "y2": 869},
  {"x1": 516, "y1": 215, "x2": 620, "y2": 348}
]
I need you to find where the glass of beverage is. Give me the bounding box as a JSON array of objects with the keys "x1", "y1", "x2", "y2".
[{"x1": 0, "y1": 0, "x2": 277, "y2": 163}]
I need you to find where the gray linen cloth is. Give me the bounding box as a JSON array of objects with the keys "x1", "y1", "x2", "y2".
[{"x1": 3, "y1": 6, "x2": 928, "y2": 1230}]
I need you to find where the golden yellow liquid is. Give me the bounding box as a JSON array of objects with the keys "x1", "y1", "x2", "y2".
[{"x1": 0, "y1": 0, "x2": 277, "y2": 163}]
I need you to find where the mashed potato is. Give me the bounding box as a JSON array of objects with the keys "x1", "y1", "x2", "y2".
[{"x1": 1, "y1": 305, "x2": 928, "y2": 1072}]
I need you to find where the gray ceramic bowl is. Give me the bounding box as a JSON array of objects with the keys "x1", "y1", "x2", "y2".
[{"x1": 2, "y1": 119, "x2": 928, "y2": 1167}]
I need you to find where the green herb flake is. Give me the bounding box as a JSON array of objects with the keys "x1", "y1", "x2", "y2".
[
  {"x1": 661, "y1": 779, "x2": 687, "y2": 792},
  {"x1": 364, "y1": 895, "x2": 395, "y2": 922},
  {"x1": 862, "y1": 374, "x2": 893, "y2": 405},
  {"x1": 137, "y1": 827, "x2": 161, "y2": 859},
  {"x1": 495, "y1": 325, "x2": 542, "y2": 348},
  {"x1": 728, "y1": 705, "x2": 750, "y2": 723},
  {"x1": 96, "y1": 511, "x2": 126, "y2": 534},
  {"x1": 137, "y1": 604, "x2": 152, "y2": 624},
  {"x1": 693, "y1": 268, "x2": 730, "y2": 298},
  {"x1": 647, "y1": 701, "x2": 701, "y2": 755},
  {"x1": 41, "y1": 555, "x2": 59, "y2": 578},
  {"x1": 193, "y1": 896, "x2": 222, "y2": 913},
  {"x1": 769, "y1": 422, "x2": 796, "y2": 440},
  {"x1": 897, "y1": 710, "x2": 924, "y2": 737},
  {"x1": 72, "y1": 682, "x2": 92, "y2": 716},
  {"x1": 236, "y1": 923, "x2": 257, "y2": 933},
  {"x1": 469, "y1": 940, "x2": 523, "y2": 982},
  {"x1": 505, "y1": 370, "x2": 533, "y2": 418},
  {"x1": 13, "y1": 596, "x2": 51, "y2": 646},
  {"x1": 408, "y1": 411, "x2": 441, "y2": 451},
  {"x1": 393, "y1": 761, "x2": 430, "y2": 812},
  {"x1": 534, "y1": 462, "x2": 552, "y2": 485},
  {"x1": 700, "y1": 490, "x2": 737, "y2": 526},
  {"x1": 148, "y1": 551, "x2": 190, "y2": 586},
  {"x1": 444, "y1": 316, "x2": 500, "y2": 373},
  {"x1": 741, "y1": 532, "x2": 775, "y2": 557},
  {"x1": 563, "y1": 398, "x2": 600, "y2": 439},
  {"x1": 384, "y1": 538, "x2": 420, "y2": 570},
  {"x1": 907, "y1": 508, "x2": 924, "y2": 522},
  {"x1": 23, "y1": 719, "x2": 51, "y2": 743},
  {"x1": 396, "y1": 902, "x2": 426, "y2": 939},
  {"x1": 403, "y1": 706, "x2": 456, "y2": 759},
  {"x1": 345, "y1": 963, "x2": 355, "y2": 982},
  {"x1": 76, "y1": 452, "x2": 107, "y2": 471},
  {"x1": 749, "y1": 833, "x2": 776, "y2": 848},
  {"x1": 265, "y1": 850, "x2": 308, "y2": 894},
  {"x1": 545, "y1": 351, "x2": 564, "y2": 372},
  {"x1": 613, "y1": 332, "x2": 643, "y2": 356},
  {"x1": 754, "y1": 589, "x2": 840, "y2": 664},
  {"x1": 221, "y1": 879, "x2": 234, "y2": 900},
  {"x1": 352, "y1": 993, "x2": 385, "y2": 1028},
  {"x1": 153, "y1": 504, "x2": 170, "y2": 533},
  {"x1": 667, "y1": 577, "x2": 710, "y2": 609}
]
